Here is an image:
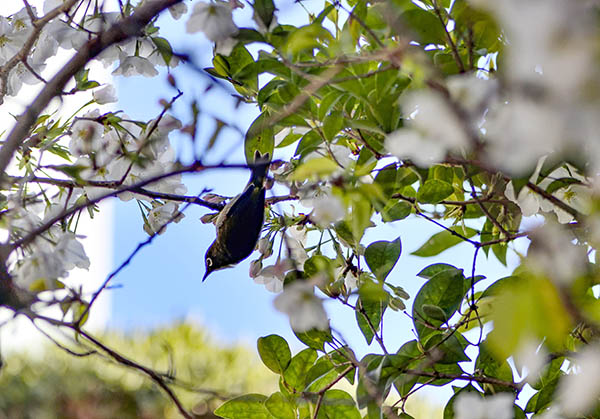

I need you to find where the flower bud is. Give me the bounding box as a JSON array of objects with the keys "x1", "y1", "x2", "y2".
[
  {"x1": 249, "y1": 259, "x2": 262, "y2": 278},
  {"x1": 257, "y1": 237, "x2": 273, "y2": 257}
]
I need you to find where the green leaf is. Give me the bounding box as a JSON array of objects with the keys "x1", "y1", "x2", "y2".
[
  {"x1": 258, "y1": 79, "x2": 287, "y2": 107},
  {"x1": 422, "y1": 332, "x2": 470, "y2": 364},
  {"x1": 254, "y1": 0, "x2": 276, "y2": 30},
  {"x1": 294, "y1": 328, "x2": 333, "y2": 351},
  {"x1": 421, "y1": 304, "x2": 448, "y2": 322},
  {"x1": 294, "y1": 130, "x2": 323, "y2": 158},
  {"x1": 487, "y1": 275, "x2": 573, "y2": 358},
  {"x1": 151, "y1": 36, "x2": 173, "y2": 66},
  {"x1": 234, "y1": 28, "x2": 266, "y2": 43},
  {"x1": 394, "y1": 371, "x2": 419, "y2": 398},
  {"x1": 492, "y1": 242, "x2": 507, "y2": 266},
  {"x1": 257, "y1": 335, "x2": 292, "y2": 375},
  {"x1": 275, "y1": 130, "x2": 302, "y2": 148},
  {"x1": 400, "y1": 9, "x2": 446, "y2": 45},
  {"x1": 381, "y1": 201, "x2": 412, "y2": 222},
  {"x1": 364, "y1": 237, "x2": 402, "y2": 281},
  {"x1": 74, "y1": 68, "x2": 100, "y2": 91},
  {"x1": 290, "y1": 158, "x2": 339, "y2": 181},
  {"x1": 417, "y1": 263, "x2": 461, "y2": 280},
  {"x1": 350, "y1": 197, "x2": 372, "y2": 242},
  {"x1": 417, "y1": 179, "x2": 453, "y2": 204},
  {"x1": 317, "y1": 390, "x2": 361, "y2": 419},
  {"x1": 391, "y1": 340, "x2": 421, "y2": 369},
  {"x1": 304, "y1": 255, "x2": 334, "y2": 279},
  {"x1": 284, "y1": 24, "x2": 333, "y2": 56},
  {"x1": 319, "y1": 90, "x2": 345, "y2": 120},
  {"x1": 305, "y1": 357, "x2": 337, "y2": 392},
  {"x1": 412, "y1": 268, "x2": 466, "y2": 338},
  {"x1": 283, "y1": 348, "x2": 317, "y2": 392},
  {"x1": 411, "y1": 227, "x2": 477, "y2": 257},
  {"x1": 525, "y1": 377, "x2": 560, "y2": 414},
  {"x1": 323, "y1": 111, "x2": 344, "y2": 142},
  {"x1": 530, "y1": 357, "x2": 564, "y2": 391},
  {"x1": 214, "y1": 394, "x2": 272, "y2": 419},
  {"x1": 245, "y1": 113, "x2": 274, "y2": 165},
  {"x1": 374, "y1": 165, "x2": 418, "y2": 197},
  {"x1": 265, "y1": 392, "x2": 295, "y2": 419},
  {"x1": 329, "y1": 346, "x2": 357, "y2": 384},
  {"x1": 474, "y1": 341, "x2": 514, "y2": 394},
  {"x1": 355, "y1": 295, "x2": 386, "y2": 345}
]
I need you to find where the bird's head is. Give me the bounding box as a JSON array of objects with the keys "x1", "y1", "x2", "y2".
[{"x1": 203, "y1": 243, "x2": 233, "y2": 281}]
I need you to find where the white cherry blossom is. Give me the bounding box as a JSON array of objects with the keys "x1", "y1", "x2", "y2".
[
  {"x1": 143, "y1": 202, "x2": 184, "y2": 235},
  {"x1": 527, "y1": 222, "x2": 588, "y2": 285},
  {"x1": 69, "y1": 110, "x2": 103, "y2": 156},
  {"x1": 454, "y1": 392, "x2": 514, "y2": 419},
  {"x1": 484, "y1": 97, "x2": 561, "y2": 174},
  {"x1": 186, "y1": 1, "x2": 238, "y2": 42},
  {"x1": 557, "y1": 345, "x2": 600, "y2": 416},
  {"x1": 254, "y1": 259, "x2": 292, "y2": 293},
  {"x1": 274, "y1": 281, "x2": 329, "y2": 332},
  {"x1": 311, "y1": 194, "x2": 345, "y2": 227},
  {"x1": 112, "y1": 54, "x2": 158, "y2": 77},
  {"x1": 505, "y1": 157, "x2": 547, "y2": 217},
  {"x1": 92, "y1": 84, "x2": 118, "y2": 104},
  {"x1": 385, "y1": 90, "x2": 469, "y2": 166},
  {"x1": 385, "y1": 129, "x2": 446, "y2": 167},
  {"x1": 54, "y1": 233, "x2": 90, "y2": 270},
  {"x1": 514, "y1": 339, "x2": 547, "y2": 385},
  {"x1": 13, "y1": 247, "x2": 66, "y2": 289},
  {"x1": 168, "y1": 2, "x2": 189, "y2": 20}
]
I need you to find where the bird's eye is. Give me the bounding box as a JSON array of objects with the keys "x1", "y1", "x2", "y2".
[{"x1": 206, "y1": 257, "x2": 212, "y2": 267}]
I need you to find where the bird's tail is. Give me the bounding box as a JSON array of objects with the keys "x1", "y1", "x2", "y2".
[{"x1": 250, "y1": 150, "x2": 270, "y2": 187}]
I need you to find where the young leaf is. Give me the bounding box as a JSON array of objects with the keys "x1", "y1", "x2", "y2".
[
  {"x1": 318, "y1": 389, "x2": 361, "y2": 419},
  {"x1": 355, "y1": 296, "x2": 386, "y2": 345},
  {"x1": 364, "y1": 237, "x2": 402, "y2": 281},
  {"x1": 400, "y1": 9, "x2": 447, "y2": 45},
  {"x1": 417, "y1": 179, "x2": 453, "y2": 204},
  {"x1": 412, "y1": 227, "x2": 477, "y2": 257},
  {"x1": 214, "y1": 394, "x2": 272, "y2": 419},
  {"x1": 294, "y1": 328, "x2": 333, "y2": 351},
  {"x1": 417, "y1": 263, "x2": 461, "y2": 280},
  {"x1": 257, "y1": 335, "x2": 292, "y2": 375},
  {"x1": 283, "y1": 348, "x2": 317, "y2": 392},
  {"x1": 412, "y1": 268, "x2": 466, "y2": 338},
  {"x1": 265, "y1": 392, "x2": 295, "y2": 419},
  {"x1": 245, "y1": 113, "x2": 274, "y2": 165},
  {"x1": 254, "y1": 0, "x2": 276, "y2": 30},
  {"x1": 305, "y1": 357, "x2": 337, "y2": 392}
]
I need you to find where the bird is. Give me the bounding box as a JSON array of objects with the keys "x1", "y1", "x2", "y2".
[{"x1": 203, "y1": 151, "x2": 270, "y2": 281}]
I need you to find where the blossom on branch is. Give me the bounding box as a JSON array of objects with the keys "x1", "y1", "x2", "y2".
[
  {"x1": 274, "y1": 281, "x2": 329, "y2": 332},
  {"x1": 186, "y1": 1, "x2": 238, "y2": 42}
]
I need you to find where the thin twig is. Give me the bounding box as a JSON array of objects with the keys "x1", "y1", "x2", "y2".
[{"x1": 431, "y1": 0, "x2": 465, "y2": 73}]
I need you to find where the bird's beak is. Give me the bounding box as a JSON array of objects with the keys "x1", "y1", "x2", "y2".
[{"x1": 202, "y1": 270, "x2": 210, "y2": 282}]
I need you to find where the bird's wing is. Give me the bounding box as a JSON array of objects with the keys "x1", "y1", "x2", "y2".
[
  {"x1": 214, "y1": 194, "x2": 238, "y2": 231},
  {"x1": 214, "y1": 184, "x2": 255, "y2": 231}
]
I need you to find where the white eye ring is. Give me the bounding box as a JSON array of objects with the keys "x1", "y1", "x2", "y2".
[{"x1": 206, "y1": 257, "x2": 213, "y2": 267}]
